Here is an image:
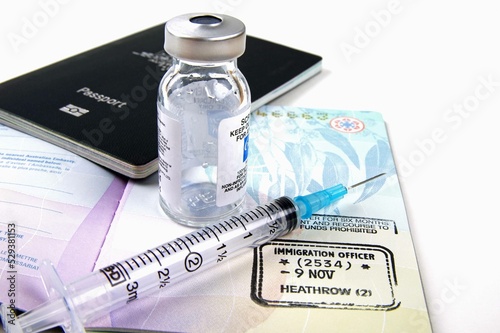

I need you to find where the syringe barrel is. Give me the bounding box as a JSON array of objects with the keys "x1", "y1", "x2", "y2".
[{"x1": 16, "y1": 196, "x2": 300, "y2": 332}]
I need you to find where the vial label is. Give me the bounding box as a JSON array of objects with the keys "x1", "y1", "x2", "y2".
[
  {"x1": 158, "y1": 111, "x2": 181, "y2": 206},
  {"x1": 216, "y1": 109, "x2": 250, "y2": 206}
]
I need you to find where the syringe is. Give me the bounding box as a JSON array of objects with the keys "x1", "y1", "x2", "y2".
[{"x1": 1, "y1": 173, "x2": 385, "y2": 333}]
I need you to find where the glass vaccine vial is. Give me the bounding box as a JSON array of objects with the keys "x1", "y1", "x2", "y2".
[{"x1": 157, "y1": 13, "x2": 251, "y2": 226}]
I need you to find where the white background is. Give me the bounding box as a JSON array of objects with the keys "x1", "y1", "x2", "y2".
[{"x1": 1, "y1": 1, "x2": 499, "y2": 332}]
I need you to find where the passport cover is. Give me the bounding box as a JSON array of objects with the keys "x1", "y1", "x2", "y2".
[{"x1": 0, "y1": 23, "x2": 322, "y2": 178}]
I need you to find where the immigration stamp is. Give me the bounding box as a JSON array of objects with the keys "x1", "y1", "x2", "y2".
[{"x1": 251, "y1": 239, "x2": 399, "y2": 310}]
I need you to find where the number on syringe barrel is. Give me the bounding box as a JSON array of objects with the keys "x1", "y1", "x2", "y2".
[
  {"x1": 126, "y1": 281, "x2": 139, "y2": 304},
  {"x1": 268, "y1": 220, "x2": 280, "y2": 235},
  {"x1": 185, "y1": 252, "x2": 203, "y2": 272},
  {"x1": 158, "y1": 268, "x2": 171, "y2": 288}
]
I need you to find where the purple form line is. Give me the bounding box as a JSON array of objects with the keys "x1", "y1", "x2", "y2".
[{"x1": 56, "y1": 176, "x2": 128, "y2": 282}]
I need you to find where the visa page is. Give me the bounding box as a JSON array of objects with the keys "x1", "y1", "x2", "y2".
[{"x1": 90, "y1": 106, "x2": 431, "y2": 332}]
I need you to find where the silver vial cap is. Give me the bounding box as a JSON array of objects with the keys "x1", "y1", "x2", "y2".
[{"x1": 164, "y1": 13, "x2": 246, "y2": 62}]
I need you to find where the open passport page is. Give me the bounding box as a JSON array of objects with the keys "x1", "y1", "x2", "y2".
[{"x1": 0, "y1": 106, "x2": 431, "y2": 332}]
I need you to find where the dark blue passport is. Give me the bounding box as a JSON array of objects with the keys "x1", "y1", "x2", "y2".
[{"x1": 0, "y1": 23, "x2": 322, "y2": 178}]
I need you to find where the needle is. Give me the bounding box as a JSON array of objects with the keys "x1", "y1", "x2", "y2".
[{"x1": 348, "y1": 173, "x2": 386, "y2": 190}]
